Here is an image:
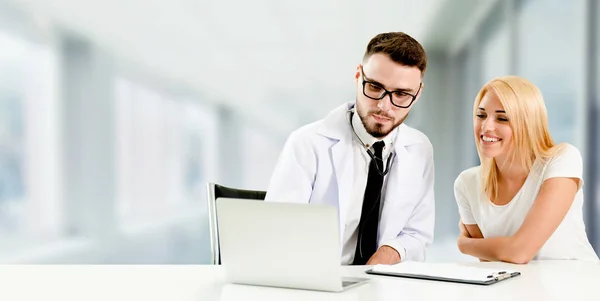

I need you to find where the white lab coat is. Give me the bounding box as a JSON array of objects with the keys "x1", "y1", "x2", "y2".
[{"x1": 265, "y1": 102, "x2": 435, "y2": 262}]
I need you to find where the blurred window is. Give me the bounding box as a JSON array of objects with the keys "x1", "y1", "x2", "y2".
[
  {"x1": 241, "y1": 124, "x2": 284, "y2": 190},
  {"x1": 115, "y1": 78, "x2": 217, "y2": 222},
  {"x1": 480, "y1": 2, "x2": 510, "y2": 85},
  {"x1": 516, "y1": 0, "x2": 586, "y2": 147},
  {"x1": 0, "y1": 30, "x2": 60, "y2": 239}
]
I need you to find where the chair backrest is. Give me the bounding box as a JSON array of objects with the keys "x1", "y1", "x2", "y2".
[{"x1": 206, "y1": 182, "x2": 266, "y2": 265}]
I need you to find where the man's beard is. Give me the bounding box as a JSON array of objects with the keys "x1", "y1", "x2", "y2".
[{"x1": 357, "y1": 104, "x2": 408, "y2": 138}]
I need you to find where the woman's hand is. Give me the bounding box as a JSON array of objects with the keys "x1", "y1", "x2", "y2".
[
  {"x1": 458, "y1": 220, "x2": 471, "y2": 238},
  {"x1": 457, "y1": 220, "x2": 488, "y2": 262}
]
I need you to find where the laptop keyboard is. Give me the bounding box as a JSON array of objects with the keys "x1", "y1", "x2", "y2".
[{"x1": 342, "y1": 281, "x2": 359, "y2": 287}]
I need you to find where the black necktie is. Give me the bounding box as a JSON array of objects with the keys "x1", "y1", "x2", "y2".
[{"x1": 353, "y1": 141, "x2": 385, "y2": 265}]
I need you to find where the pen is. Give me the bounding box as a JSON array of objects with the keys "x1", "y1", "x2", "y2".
[{"x1": 487, "y1": 271, "x2": 509, "y2": 280}]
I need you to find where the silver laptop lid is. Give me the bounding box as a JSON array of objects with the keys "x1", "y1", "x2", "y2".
[{"x1": 216, "y1": 198, "x2": 344, "y2": 291}]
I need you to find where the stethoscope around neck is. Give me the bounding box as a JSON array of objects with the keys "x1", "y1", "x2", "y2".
[
  {"x1": 346, "y1": 107, "x2": 395, "y2": 177},
  {"x1": 347, "y1": 106, "x2": 396, "y2": 262}
]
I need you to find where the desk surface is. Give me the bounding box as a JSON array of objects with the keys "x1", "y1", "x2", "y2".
[{"x1": 1, "y1": 261, "x2": 599, "y2": 300}]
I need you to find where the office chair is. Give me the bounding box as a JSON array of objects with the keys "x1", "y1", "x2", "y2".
[{"x1": 206, "y1": 182, "x2": 267, "y2": 265}]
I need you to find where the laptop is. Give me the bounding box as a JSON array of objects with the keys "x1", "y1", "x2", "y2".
[{"x1": 216, "y1": 197, "x2": 369, "y2": 292}]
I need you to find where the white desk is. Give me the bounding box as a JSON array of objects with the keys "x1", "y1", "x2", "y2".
[{"x1": 1, "y1": 261, "x2": 598, "y2": 300}]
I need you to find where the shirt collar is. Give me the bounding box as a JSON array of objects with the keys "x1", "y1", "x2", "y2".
[{"x1": 351, "y1": 110, "x2": 397, "y2": 152}]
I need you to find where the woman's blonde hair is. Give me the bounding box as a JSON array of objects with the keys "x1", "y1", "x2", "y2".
[{"x1": 473, "y1": 75, "x2": 564, "y2": 201}]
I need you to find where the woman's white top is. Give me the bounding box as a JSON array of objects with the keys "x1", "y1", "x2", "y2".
[{"x1": 455, "y1": 144, "x2": 599, "y2": 261}]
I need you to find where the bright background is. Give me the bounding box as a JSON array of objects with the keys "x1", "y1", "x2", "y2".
[{"x1": 0, "y1": 0, "x2": 597, "y2": 263}]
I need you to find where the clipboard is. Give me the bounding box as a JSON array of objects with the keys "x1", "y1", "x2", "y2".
[{"x1": 365, "y1": 262, "x2": 521, "y2": 285}]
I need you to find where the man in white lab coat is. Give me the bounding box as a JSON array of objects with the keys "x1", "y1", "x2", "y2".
[{"x1": 265, "y1": 32, "x2": 434, "y2": 265}]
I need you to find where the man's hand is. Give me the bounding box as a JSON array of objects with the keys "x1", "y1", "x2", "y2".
[{"x1": 365, "y1": 245, "x2": 401, "y2": 265}]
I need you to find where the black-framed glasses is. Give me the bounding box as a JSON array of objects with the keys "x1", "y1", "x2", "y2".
[{"x1": 361, "y1": 67, "x2": 422, "y2": 108}]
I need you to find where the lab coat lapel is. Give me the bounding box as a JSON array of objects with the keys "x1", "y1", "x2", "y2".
[
  {"x1": 379, "y1": 124, "x2": 422, "y2": 238},
  {"x1": 317, "y1": 102, "x2": 354, "y2": 236},
  {"x1": 331, "y1": 135, "x2": 353, "y2": 236}
]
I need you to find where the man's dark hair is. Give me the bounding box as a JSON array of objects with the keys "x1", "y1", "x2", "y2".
[{"x1": 363, "y1": 32, "x2": 427, "y2": 74}]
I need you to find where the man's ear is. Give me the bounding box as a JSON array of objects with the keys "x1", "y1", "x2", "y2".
[
  {"x1": 412, "y1": 83, "x2": 424, "y2": 105},
  {"x1": 354, "y1": 64, "x2": 362, "y2": 84},
  {"x1": 416, "y1": 82, "x2": 424, "y2": 99}
]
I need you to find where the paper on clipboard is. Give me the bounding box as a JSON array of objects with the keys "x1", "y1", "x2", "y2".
[{"x1": 367, "y1": 262, "x2": 521, "y2": 284}]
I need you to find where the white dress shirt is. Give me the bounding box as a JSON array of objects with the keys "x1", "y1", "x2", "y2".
[{"x1": 340, "y1": 111, "x2": 402, "y2": 265}]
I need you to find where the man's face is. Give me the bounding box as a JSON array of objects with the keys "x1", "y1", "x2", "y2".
[{"x1": 354, "y1": 53, "x2": 423, "y2": 138}]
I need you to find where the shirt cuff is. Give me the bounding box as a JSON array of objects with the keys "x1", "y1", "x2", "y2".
[{"x1": 382, "y1": 241, "x2": 407, "y2": 262}]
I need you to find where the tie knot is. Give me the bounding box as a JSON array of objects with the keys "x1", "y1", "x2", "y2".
[{"x1": 372, "y1": 141, "x2": 385, "y2": 157}]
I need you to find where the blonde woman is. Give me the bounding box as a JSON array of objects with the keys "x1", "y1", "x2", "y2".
[{"x1": 454, "y1": 75, "x2": 598, "y2": 264}]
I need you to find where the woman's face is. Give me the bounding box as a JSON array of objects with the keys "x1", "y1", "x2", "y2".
[{"x1": 474, "y1": 92, "x2": 513, "y2": 160}]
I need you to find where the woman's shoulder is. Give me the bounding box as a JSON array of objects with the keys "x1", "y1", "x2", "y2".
[
  {"x1": 543, "y1": 143, "x2": 582, "y2": 165},
  {"x1": 454, "y1": 165, "x2": 481, "y2": 190},
  {"x1": 556, "y1": 143, "x2": 581, "y2": 158},
  {"x1": 536, "y1": 143, "x2": 584, "y2": 187}
]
